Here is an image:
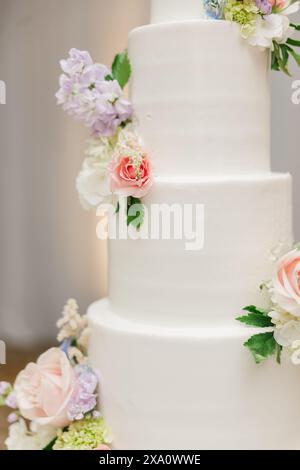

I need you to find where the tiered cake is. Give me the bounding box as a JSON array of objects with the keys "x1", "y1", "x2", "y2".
[{"x1": 89, "y1": 0, "x2": 300, "y2": 449}]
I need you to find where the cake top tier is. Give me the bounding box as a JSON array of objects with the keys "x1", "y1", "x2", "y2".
[{"x1": 151, "y1": 0, "x2": 206, "y2": 24}]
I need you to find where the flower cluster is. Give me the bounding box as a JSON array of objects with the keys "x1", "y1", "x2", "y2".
[
  {"x1": 57, "y1": 49, "x2": 153, "y2": 228},
  {"x1": 0, "y1": 300, "x2": 111, "y2": 451},
  {"x1": 56, "y1": 48, "x2": 132, "y2": 137},
  {"x1": 237, "y1": 245, "x2": 300, "y2": 365},
  {"x1": 204, "y1": 0, "x2": 300, "y2": 74}
]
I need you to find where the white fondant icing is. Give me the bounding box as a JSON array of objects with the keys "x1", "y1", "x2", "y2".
[
  {"x1": 151, "y1": 0, "x2": 206, "y2": 24},
  {"x1": 129, "y1": 21, "x2": 270, "y2": 177},
  {"x1": 89, "y1": 300, "x2": 300, "y2": 450},
  {"x1": 109, "y1": 174, "x2": 292, "y2": 326}
]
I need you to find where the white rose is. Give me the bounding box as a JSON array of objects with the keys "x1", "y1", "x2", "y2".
[
  {"x1": 76, "y1": 157, "x2": 112, "y2": 209},
  {"x1": 274, "y1": 320, "x2": 300, "y2": 347},
  {"x1": 5, "y1": 419, "x2": 56, "y2": 450}
]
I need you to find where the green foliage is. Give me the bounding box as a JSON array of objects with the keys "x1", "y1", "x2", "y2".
[
  {"x1": 107, "y1": 49, "x2": 131, "y2": 89},
  {"x1": 127, "y1": 196, "x2": 145, "y2": 230},
  {"x1": 244, "y1": 333, "x2": 277, "y2": 364},
  {"x1": 272, "y1": 25, "x2": 300, "y2": 75}
]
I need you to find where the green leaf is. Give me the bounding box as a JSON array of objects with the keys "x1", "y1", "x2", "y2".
[
  {"x1": 42, "y1": 437, "x2": 57, "y2": 451},
  {"x1": 244, "y1": 333, "x2": 276, "y2": 364},
  {"x1": 286, "y1": 45, "x2": 300, "y2": 67},
  {"x1": 287, "y1": 38, "x2": 300, "y2": 48},
  {"x1": 273, "y1": 41, "x2": 291, "y2": 76},
  {"x1": 271, "y1": 50, "x2": 280, "y2": 72},
  {"x1": 290, "y1": 23, "x2": 300, "y2": 31},
  {"x1": 127, "y1": 196, "x2": 144, "y2": 230},
  {"x1": 111, "y1": 50, "x2": 131, "y2": 89},
  {"x1": 0, "y1": 396, "x2": 6, "y2": 407},
  {"x1": 276, "y1": 343, "x2": 283, "y2": 365},
  {"x1": 242, "y1": 305, "x2": 268, "y2": 316},
  {"x1": 236, "y1": 313, "x2": 272, "y2": 328}
]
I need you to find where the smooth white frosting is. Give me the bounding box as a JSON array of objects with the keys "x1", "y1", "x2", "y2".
[
  {"x1": 108, "y1": 174, "x2": 292, "y2": 326},
  {"x1": 129, "y1": 21, "x2": 270, "y2": 177},
  {"x1": 89, "y1": 300, "x2": 300, "y2": 450},
  {"x1": 151, "y1": 0, "x2": 206, "y2": 24}
]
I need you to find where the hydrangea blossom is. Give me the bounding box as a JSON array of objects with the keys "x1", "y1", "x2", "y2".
[
  {"x1": 67, "y1": 365, "x2": 99, "y2": 421},
  {"x1": 53, "y1": 417, "x2": 111, "y2": 450}
]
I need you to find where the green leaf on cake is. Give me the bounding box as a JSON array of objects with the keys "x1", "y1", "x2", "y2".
[
  {"x1": 286, "y1": 45, "x2": 300, "y2": 68},
  {"x1": 237, "y1": 313, "x2": 272, "y2": 328},
  {"x1": 127, "y1": 196, "x2": 144, "y2": 230},
  {"x1": 287, "y1": 38, "x2": 300, "y2": 48},
  {"x1": 272, "y1": 42, "x2": 291, "y2": 76},
  {"x1": 111, "y1": 49, "x2": 131, "y2": 89},
  {"x1": 242, "y1": 305, "x2": 268, "y2": 316},
  {"x1": 290, "y1": 23, "x2": 300, "y2": 31},
  {"x1": 244, "y1": 333, "x2": 276, "y2": 364},
  {"x1": 276, "y1": 343, "x2": 283, "y2": 365}
]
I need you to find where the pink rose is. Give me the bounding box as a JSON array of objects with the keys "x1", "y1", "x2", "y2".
[
  {"x1": 14, "y1": 348, "x2": 76, "y2": 427},
  {"x1": 269, "y1": 0, "x2": 286, "y2": 9},
  {"x1": 108, "y1": 153, "x2": 152, "y2": 198},
  {"x1": 271, "y1": 249, "x2": 300, "y2": 316}
]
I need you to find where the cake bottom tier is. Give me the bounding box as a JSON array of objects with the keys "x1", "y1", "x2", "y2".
[{"x1": 89, "y1": 300, "x2": 300, "y2": 450}]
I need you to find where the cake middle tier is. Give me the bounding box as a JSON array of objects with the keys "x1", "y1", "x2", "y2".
[
  {"x1": 108, "y1": 174, "x2": 292, "y2": 327},
  {"x1": 129, "y1": 20, "x2": 270, "y2": 176}
]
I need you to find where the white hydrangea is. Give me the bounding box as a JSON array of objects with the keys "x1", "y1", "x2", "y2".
[
  {"x1": 274, "y1": 319, "x2": 300, "y2": 347},
  {"x1": 5, "y1": 419, "x2": 56, "y2": 450}
]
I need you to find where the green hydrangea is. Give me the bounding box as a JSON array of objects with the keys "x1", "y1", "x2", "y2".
[
  {"x1": 53, "y1": 417, "x2": 112, "y2": 450},
  {"x1": 224, "y1": 0, "x2": 258, "y2": 38}
]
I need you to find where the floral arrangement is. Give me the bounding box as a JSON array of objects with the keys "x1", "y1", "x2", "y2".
[
  {"x1": 236, "y1": 245, "x2": 300, "y2": 365},
  {"x1": 204, "y1": 0, "x2": 300, "y2": 75},
  {"x1": 0, "y1": 300, "x2": 112, "y2": 450},
  {"x1": 56, "y1": 49, "x2": 152, "y2": 228}
]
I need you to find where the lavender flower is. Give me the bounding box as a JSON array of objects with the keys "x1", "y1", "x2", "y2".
[
  {"x1": 255, "y1": 0, "x2": 272, "y2": 14},
  {"x1": 0, "y1": 381, "x2": 10, "y2": 395},
  {"x1": 56, "y1": 48, "x2": 133, "y2": 137},
  {"x1": 67, "y1": 365, "x2": 98, "y2": 421},
  {"x1": 7, "y1": 412, "x2": 18, "y2": 424},
  {"x1": 60, "y1": 48, "x2": 93, "y2": 76},
  {"x1": 5, "y1": 391, "x2": 17, "y2": 409}
]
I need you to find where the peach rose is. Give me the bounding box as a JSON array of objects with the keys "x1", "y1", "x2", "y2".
[
  {"x1": 269, "y1": 0, "x2": 286, "y2": 9},
  {"x1": 271, "y1": 249, "x2": 300, "y2": 316},
  {"x1": 108, "y1": 153, "x2": 152, "y2": 198},
  {"x1": 14, "y1": 348, "x2": 76, "y2": 427}
]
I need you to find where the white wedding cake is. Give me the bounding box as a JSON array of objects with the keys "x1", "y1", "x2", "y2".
[{"x1": 88, "y1": 0, "x2": 300, "y2": 450}]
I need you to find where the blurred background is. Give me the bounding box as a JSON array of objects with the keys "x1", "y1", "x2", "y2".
[{"x1": 0, "y1": 1, "x2": 299, "y2": 439}]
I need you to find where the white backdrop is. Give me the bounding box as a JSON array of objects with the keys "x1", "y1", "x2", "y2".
[{"x1": 0, "y1": 0, "x2": 299, "y2": 344}]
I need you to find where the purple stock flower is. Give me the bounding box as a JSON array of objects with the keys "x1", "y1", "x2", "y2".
[
  {"x1": 60, "y1": 48, "x2": 93, "y2": 75},
  {"x1": 0, "y1": 381, "x2": 10, "y2": 395},
  {"x1": 56, "y1": 48, "x2": 133, "y2": 137},
  {"x1": 256, "y1": 0, "x2": 272, "y2": 14},
  {"x1": 67, "y1": 365, "x2": 99, "y2": 421},
  {"x1": 7, "y1": 412, "x2": 18, "y2": 424},
  {"x1": 5, "y1": 391, "x2": 17, "y2": 409}
]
